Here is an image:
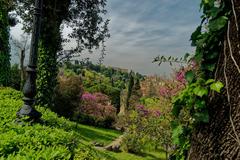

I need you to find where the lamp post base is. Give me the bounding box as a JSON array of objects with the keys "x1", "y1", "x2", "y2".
[{"x1": 16, "y1": 104, "x2": 42, "y2": 123}]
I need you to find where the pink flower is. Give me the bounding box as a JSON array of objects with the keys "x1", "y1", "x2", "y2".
[
  {"x1": 154, "y1": 110, "x2": 161, "y2": 117},
  {"x1": 159, "y1": 87, "x2": 170, "y2": 98},
  {"x1": 176, "y1": 70, "x2": 186, "y2": 84},
  {"x1": 82, "y1": 93, "x2": 96, "y2": 101},
  {"x1": 136, "y1": 105, "x2": 145, "y2": 110}
]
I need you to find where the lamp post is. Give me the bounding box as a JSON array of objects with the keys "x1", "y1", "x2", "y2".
[{"x1": 17, "y1": 0, "x2": 43, "y2": 122}]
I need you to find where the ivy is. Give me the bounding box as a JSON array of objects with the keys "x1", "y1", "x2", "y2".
[
  {"x1": 170, "y1": 0, "x2": 231, "y2": 159},
  {"x1": 36, "y1": 41, "x2": 58, "y2": 107},
  {"x1": 0, "y1": 1, "x2": 11, "y2": 86},
  {"x1": 171, "y1": 78, "x2": 224, "y2": 159}
]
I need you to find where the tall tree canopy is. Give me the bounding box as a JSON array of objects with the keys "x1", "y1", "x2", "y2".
[{"x1": 15, "y1": 0, "x2": 109, "y2": 106}]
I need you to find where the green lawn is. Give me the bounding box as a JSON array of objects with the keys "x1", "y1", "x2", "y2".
[{"x1": 0, "y1": 87, "x2": 166, "y2": 159}]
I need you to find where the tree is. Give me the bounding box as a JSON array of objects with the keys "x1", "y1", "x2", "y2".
[
  {"x1": 126, "y1": 71, "x2": 135, "y2": 110},
  {"x1": 188, "y1": 0, "x2": 240, "y2": 159},
  {"x1": 11, "y1": 34, "x2": 30, "y2": 89},
  {"x1": 0, "y1": 2, "x2": 11, "y2": 86},
  {"x1": 15, "y1": 0, "x2": 109, "y2": 106}
]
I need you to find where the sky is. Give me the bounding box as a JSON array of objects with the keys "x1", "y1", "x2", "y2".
[{"x1": 11, "y1": 0, "x2": 201, "y2": 75}]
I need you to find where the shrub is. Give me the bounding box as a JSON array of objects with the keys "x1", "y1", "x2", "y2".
[
  {"x1": 52, "y1": 73, "x2": 83, "y2": 118},
  {"x1": 121, "y1": 105, "x2": 172, "y2": 155},
  {"x1": 0, "y1": 88, "x2": 76, "y2": 159},
  {"x1": 0, "y1": 87, "x2": 113, "y2": 159},
  {"x1": 75, "y1": 92, "x2": 117, "y2": 128},
  {"x1": 86, "y1": 83, "x2": 121, "y2": 112},
  {"x1": 9, "y1": 64, "x2": 21, "y2": 90}
]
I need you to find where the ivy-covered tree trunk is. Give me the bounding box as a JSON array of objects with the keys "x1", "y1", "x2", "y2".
[
  {"x1": 189, "y1": 0, "x2": 240, "y2": 159},
  {"x1": 36, "y1": 0, "x2": 70, "y2": 106},
  {"x1": 0, "y1": 2, "x2": 10, "y2": 86}
]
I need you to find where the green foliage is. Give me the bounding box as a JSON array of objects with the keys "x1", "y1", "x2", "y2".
[
  {"x1": 140, "y1": 97, "x2": 161, "y2": 108},
  {"x1": 171, "y1": 78, "x2": 224, "y2": 159},
  {"x1": 83, "y1": 69, "x2": 121, "y2": 111},
  {"x1": 52, "y1": 73, "x2": 83, "y2": 118},
  {"x1": 126, "y1": 71, "x2": 135, "y2": 109},
  {"x1": 185, "y1": 71, "x2": 195, "y2": 83},
  {"x1": 210, "y1": 81, "x2": 224, "y2": 93},
  {"x1": 122, "y1": 109, "x2": 171, "y2": 155},
  {"x1": 16, "y1": 0, "x2": 109, "y2": 63},
  {"x1": 65, "y1": 61, "x2": 130, "y2": 90},
  {"x1": 0, "y1": 87, "x2": 120, "y2": 159},
  {"x1": 0, "y1": 2, "x2": 10, "y2": 86},
  {"x1": 169, "y1": 0, "x2": 230, "y2": 159},
  {"x1": 191, "y1": 0, "x2": 230, "y2": 77},
  {"x1": 36, "y1": 42, "x2": 58, "y2": 107},
  {"x1": 9, "y1": 64, "x2": 21, "y2": 90}
]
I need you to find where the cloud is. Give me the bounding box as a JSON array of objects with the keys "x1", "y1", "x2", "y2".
[
  {"x1": 10, "y1": 0, "x2": 201, "y2": 75},
  {"x1": 100, "y1": 0, "x2": 201, "y2": 75}
]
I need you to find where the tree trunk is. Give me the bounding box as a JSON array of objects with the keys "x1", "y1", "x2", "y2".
[
  {"x1": 189, "y1": 1, "x2": 240, "y2": 159},
  {"x1": 36, "y1": 0, "x2": 70, "y2": 106},
  {"x1": 20, "y1": 49, "x2": 25, "y2": 89}
]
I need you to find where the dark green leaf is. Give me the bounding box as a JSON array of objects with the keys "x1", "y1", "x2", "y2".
[
  {"x1": 191, "y1": 26, "x2": 202, "y2": 46},
  {"x1": 202, "y1": 63, "x2": 216, "y2": 72},
  {"x1": 206, "y1": 52, "x2": 219, "y2": 60},
  {"x1": 185, "y1": 71, "x2": 195, "y2": 83},
  {"x1": 194, "y1": 111, "x2": 209, "y2": 123},
  {"x1": 195, "y1": 99, "x2": 206, "y2": 109},
  {"x1": 209, "y1": 16, "x2": 228, "y2": 32},
  {"x1": 172, "y1": 104, "x2": 183, "y2": 117}
]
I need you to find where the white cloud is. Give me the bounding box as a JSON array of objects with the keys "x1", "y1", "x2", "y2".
[{"x1": 10, "y1": 0, "x2": 201, "y2": 75}]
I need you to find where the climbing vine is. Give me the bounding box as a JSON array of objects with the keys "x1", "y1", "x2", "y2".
[
  {"x1": 170, "y1": 0, "x2": 231, "y2": 159},
  {"x1": 153, "y1": 0, "x2": 234, "y2": 159},
  {"x1": 36, "y1": 41, "x2": 58, "y2": 107},
  {"x1": 0, "y1": 1, "x2": 11, "y2": 86}
]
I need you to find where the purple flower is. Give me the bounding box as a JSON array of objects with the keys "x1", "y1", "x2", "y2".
[
  {"x1": 82, "y1": 93, "x2": 96, "y2": 101},
  {"x1": 154, "y1": 110, "x2": 161, "y2": 117},
  {"x1": 136, "y1": 105, "x2": 145, "y2": 110}
]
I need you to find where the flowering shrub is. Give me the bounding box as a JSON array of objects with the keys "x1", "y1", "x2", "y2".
[
  {"x1": 81, "y1": 93, "x2": 97, "y2": 101},
  {"x1": 122, "y1": 105, "x2": 171, "y2": 154},
  {"x1": 121, "y1": 70, "x2": 188, "y2": 156},
  {"x1": 76, "y1": 92, "x2": 117, "y2": 128},
  {"x1": 52, "y1": 73, "x2": 83, "y2": 118},
  {"x1": 176, "y1": 69, "x2": 186, "y2": 84}
]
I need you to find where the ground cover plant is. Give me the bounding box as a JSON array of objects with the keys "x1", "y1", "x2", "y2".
[
  {"x1": 0, "y1": 87, "x2": 117, "y2": 159},
  {"x1": 0, "y1": 87, "x2": 166, "y2": 159}
]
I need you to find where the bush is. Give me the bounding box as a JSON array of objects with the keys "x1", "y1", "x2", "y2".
[
  {"x1": 86, "y1": 83, "x2": 121, "y2": 112},
  {"x1": 75, "y1": 92, "x2": 117, "y2": 128},
  {"x1": 9, "y1": 64, "x2": 21, "y2": 90},
  {"x1": 52, "y1": 73, "x2": 83, "y2": 118},
  {"x1": 121, "y1": 106, "x2": 172, "y2": 154},
  {"x1": 0, "y1": 87, "x2": 114, "y2": 159},
  {"x1": 0, "y1": 88, "x2": 75, "y2": 159}
]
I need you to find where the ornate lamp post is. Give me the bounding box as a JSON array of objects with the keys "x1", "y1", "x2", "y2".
[{"x1": 17, "y1": 0, "x2": 43, "y2": 122}]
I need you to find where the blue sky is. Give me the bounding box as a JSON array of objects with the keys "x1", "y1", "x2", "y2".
[{"x1": 11, "y1": 0, "x2": 201, "y2": 75}]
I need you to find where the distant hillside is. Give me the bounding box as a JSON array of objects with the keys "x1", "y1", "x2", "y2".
[{"x1": 140, "y1": 75, "x2": 166, "y2": 97}]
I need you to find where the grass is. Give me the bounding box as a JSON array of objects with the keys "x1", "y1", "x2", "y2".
[{"x1": 0, "y1": 87, "x2": 166, "y2": 159}]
